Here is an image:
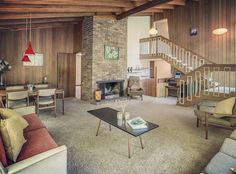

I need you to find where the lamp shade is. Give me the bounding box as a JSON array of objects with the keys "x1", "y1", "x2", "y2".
[
  {"x1": 212, "y1": 28, "x2": 228, "y2": 35},
  {"x1": 25, "y1": 41, "x2": 35, "y2": 55},
  {"x1": 149, "y1": 27, "x2": 158, "y2": 36},
  {"x1": 21, "y1": 55, "x2": 31, "y2": 62}
]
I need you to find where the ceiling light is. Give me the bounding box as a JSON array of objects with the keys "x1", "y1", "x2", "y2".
[
  {"x1": 149, "y1": 27, "x2": 158, "y2": 36},
  {"x1": 212, "y1": 28, "x2": 228, "y2": 35}
]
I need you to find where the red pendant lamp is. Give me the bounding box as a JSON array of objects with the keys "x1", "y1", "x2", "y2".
[
  {"x1": 22, "y1": 14, "x2": 35, "y2": 62},
  {"x1": 25, "y1": 41, "x2": 35, "y2": 55},
  {"x1": 22, "y1": 55, "x2": 30, "y2": 62}
]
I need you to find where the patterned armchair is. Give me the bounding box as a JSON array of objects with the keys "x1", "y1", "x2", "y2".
[{"x1": 127, "y1": 76, "x2": 144, "y2": 100}]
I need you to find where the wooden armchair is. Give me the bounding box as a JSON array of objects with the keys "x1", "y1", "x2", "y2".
[
  {"x1": 6, "y1": 91, "x2": 29, "y2": 109},
  {"x1": 36, "y1": 89, "x2": 57, "y2": 117},
  {"x1": 194, "y1": 99, "x2": 236, "y2": 139},
  {"x1": 127, "y1": 76, "x2": 144, "y2": 100}
]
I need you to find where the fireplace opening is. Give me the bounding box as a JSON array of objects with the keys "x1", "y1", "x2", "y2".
[{"x1": 97, "y1": 80, "x2": 124, "y2": 100}]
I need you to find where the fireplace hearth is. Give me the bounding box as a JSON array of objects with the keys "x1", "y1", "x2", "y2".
[{"x1": 96, "y1": 80, "x2": 125, "y2": 100}]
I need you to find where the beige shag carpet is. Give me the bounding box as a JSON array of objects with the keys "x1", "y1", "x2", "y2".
[{"x1": 39, "y1": 97, "x2": 231, "y2": 174}]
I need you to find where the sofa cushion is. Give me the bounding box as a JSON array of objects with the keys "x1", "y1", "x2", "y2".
[
  {"x1": 214, "y1": 97, "x2": 236, "y2": 118},
  {"x1": 220, "y1": 138, "x2": 236, "y2": 159},
  {"x1": 23, "y1": 114, "x2": 46, "y2": 133},
  {"x1": 0, "y1": 135, "x2": 7, "y2": 167},
  {"x1": 0, "y1": 116, "x2": 27, "y2": 162},
  {"x1": 205, "y1": 152, "x2": 236, "y2": 174},
  {"x1": 17, "y1": 128, "x2": 57, "y2": 162},
  {"x1": 0, "y1": 108, "x2": 28, "y2": 130}
]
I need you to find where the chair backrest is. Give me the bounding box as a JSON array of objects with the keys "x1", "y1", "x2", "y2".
[
  {"x1": 128, "y1": 76, "x2": 141, "y2": 88},
  {"x1": 7, "y1": 91, "x2": 28, "y2": 100},
  {"x1": 6, "y1": 85, "x2": 25, "y2": 91},
  {"x1": 38, "y1": 88, "x2": 56, "y2": 97},
  {"x1": 34, "y1": 84, "x2": 49, "y2": 89}
]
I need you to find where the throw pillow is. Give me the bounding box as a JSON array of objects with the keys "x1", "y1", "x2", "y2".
[
  {"x1": 0, "y1": 109, "x2": 28, "y2": 130},
  {"x1": 214, "y1": 97, "x2": 236, "y2": 118},
  {"x1": 233, "y1": 98, "x2": 236, "y2": 115},
  {"x1": 0, "y1": 116, "x2": 26, "y2": 162}
]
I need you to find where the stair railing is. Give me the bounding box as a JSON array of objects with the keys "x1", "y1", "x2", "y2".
[
  {"x1": 140, "y1": 35, "x2": 215, "y2": 74},
  {"x1": 178, "y1": 64, "x2": 236, "y2": 105}
]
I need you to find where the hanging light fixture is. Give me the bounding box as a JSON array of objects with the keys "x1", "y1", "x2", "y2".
[
  {"x1": 21, "y1": 55, "x2": 30, "y2": 62},
  {"x1": 25, "y1": 13, "x2": 35, "y2": 55},
  {"x1": 149, "y1": 13, "x2": 158, "y2": 36},
  {"x1": 212, "y1": 28, "x2": 228, "y2": 35},
  {"x1": 21, "y1": 17, "x2": 31, "y2": 62},
  {"x1": 212, "y1": 0, "x2": 228, "y2": 35}
]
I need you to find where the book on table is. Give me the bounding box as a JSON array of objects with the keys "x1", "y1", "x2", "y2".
[{"x1": 127, "y1": 117, "x2": 147, "y2": 130}]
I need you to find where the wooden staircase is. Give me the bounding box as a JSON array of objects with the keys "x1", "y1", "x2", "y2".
[{"x1": 139, "y1": 36, "x2": 236, "y2": 106}]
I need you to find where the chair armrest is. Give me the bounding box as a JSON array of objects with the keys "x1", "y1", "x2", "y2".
[
  {"x1": 13, "y1": 106, "x2": 36, "y2": 116},
  {"x1": 6, "y1": 145, "x2": 67, "y2": 174},
  {"x1": 196, "y1": 100, "x2": 218, "y2": 110},
  {"x1": 230, "y1": 129, "x2": 236, "y2": 140}
]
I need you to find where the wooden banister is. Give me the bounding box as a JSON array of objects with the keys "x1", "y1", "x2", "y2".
[{"x1": 140, "y1": 35, "x2": 216, "y2": 64}]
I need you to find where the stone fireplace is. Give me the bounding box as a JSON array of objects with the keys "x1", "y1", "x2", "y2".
[
  {"x1": 97, "y1": 80, "x2": 124, "y2": 100},
  {"x1": 81, "y1": 16, "x2": 127, "y2": 101}
]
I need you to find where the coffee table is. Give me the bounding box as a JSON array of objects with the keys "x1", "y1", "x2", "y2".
[{"x1": 87, "y1": 107, "x2": 159, "y2": 158}]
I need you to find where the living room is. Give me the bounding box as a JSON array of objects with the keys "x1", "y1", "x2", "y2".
[{"x1": 0, "y1": 0, "x2": 236, "y2": 174}]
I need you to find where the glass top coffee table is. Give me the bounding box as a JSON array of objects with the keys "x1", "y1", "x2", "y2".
[{"x1": 87, "y1": 107, "x2": 159, "y2": 158}]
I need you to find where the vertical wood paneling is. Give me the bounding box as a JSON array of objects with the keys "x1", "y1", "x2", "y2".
[
  {"x1": 154, "y1": 0, "x2": 235, "y2": 64},
  {"x1": 0, "y1": 23, "x2": 82, "y2": 86}
]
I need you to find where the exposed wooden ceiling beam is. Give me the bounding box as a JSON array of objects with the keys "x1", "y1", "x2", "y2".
[
  {"x1": 167, "y1": 0, "x2": 185, "y2": 5},
  {"x1": 123, "y1": 8, "x2": 163, "y2": 13},
  {"x1": 9, "y1": 22, "x2": 78, "y2": 31},
  {"x1": 0, "y1": 0, "x2": 134, "y2": 8},
  {"x1": 0, "y1": 13, "x2": 95, "y2": 20},
  {"x1": 116, "y1": 0, "x2": 172, "y2": 20},
  {"x1": 0, "y1": 5, "x2": 122, "y2": 13},
  {"x1": 0, "y1": 0, "x2": 186, "y2": 20},
  {"x1": 0, "y1": 17, "x2": 82, "y2": 26}
]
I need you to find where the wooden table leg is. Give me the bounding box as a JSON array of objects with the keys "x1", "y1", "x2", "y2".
[
  {"x1": 128, "y1": 135, "x2": 131, "y2": 159},
  {"x1": 0, "y1": 96, "x2": 5, "y2": 108},
  {"x1": 62, "y1": 91, "x2": 64, "y2": 115},
  {"x1": 205, "y1": 113, "x2": 208, "y2": 139},
  {"x1": 96, "y1": 120, "x2": 101, "y2": 136},
  {"x1": 139, "y1": 136, "x2": 144, "y2": 149},
  {"x1": 165, "y1": 87, "x2": 167, "y2": 98}
]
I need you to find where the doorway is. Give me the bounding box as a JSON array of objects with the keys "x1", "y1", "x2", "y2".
[{"x1": 57, "y1": 53, "x2": 76, "y2": 97}]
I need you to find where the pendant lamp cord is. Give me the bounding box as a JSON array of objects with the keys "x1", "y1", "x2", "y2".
[
  {"x1": 219, "y1": 0, "x2": 221, "y2": 27},
  {"x1": 30, "y1": 13, "x2": 32, "y2": 41},
  {"x1": 25, "y1": 17, "x2": 27, "y2": 46}
]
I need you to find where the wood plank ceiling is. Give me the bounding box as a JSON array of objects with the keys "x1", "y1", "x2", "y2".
[{"x1": 0, "y1": 0, "x2": 185, "y2": 30}]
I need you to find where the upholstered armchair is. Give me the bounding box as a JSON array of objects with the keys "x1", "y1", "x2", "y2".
[
  {"x1": 127, "y1": 76, "x2": 144, "y2": 100},
  {"x1": 194, "y1": 98, "x2": 236, "y2": 139}
]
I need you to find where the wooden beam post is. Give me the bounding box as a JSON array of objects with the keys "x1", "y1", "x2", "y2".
[{"x1": 116, "y1": 0, "x2": 172, "y2": 20}]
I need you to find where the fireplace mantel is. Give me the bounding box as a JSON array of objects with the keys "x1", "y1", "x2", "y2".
[{"x1": 96, "y1": 79, "x2": 125, "y2": 84}]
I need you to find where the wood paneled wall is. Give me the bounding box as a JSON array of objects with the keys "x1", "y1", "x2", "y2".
[
  {"x1": 154, "y1": 0, "x2": 236, "y2": 64},
  {"x1": 0, "y1": 23, "x2": 82, "y2": 86}
]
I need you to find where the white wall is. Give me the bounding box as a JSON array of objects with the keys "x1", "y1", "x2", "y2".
[{"x1": 127, "y1": 16, "x2": 150, "y2": 68}]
